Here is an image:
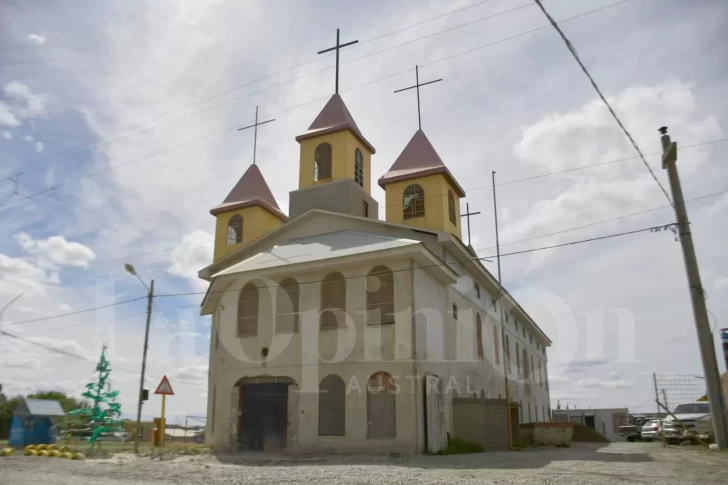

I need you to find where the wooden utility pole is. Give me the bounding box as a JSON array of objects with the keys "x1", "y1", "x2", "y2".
[{"x1": 659, "y1": 127, "x2": 728, "y2": 449}]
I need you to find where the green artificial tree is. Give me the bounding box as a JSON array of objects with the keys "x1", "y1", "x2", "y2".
[{"x1": 69, "y1": 347, "x2": 124, "y2": 452}]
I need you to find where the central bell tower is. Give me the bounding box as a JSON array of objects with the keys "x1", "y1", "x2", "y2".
[{"x1": 287, "y1": 29, "x2": 379, "y2": 220}]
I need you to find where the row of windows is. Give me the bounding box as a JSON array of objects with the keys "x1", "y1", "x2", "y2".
[
  {"x1": 237, "y1": 266, "x2": 395, "y2": 335},
  {"x1": 402, "y1": 184, "x2": 458, "y2": 226},
  {"x1": 319, "y1": 372, "x2": 396, "y2": 438},
  {"x1": 313, "y1": 143, "x2": 364, "y2": 188}
]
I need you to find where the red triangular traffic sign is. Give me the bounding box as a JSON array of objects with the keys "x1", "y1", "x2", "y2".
[{"x1": 154, "y1": 375, "x2": 175, "y2": 395}]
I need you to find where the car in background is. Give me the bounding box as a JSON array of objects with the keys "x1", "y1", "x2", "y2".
[
  {"x1": 640, "y1": 419, "x2": 661, "y2": 441},
  {"x1": 661, "y1": 402, "x2": 711, "y2": 443},
  {"x1": 98, "y1": 431, "x2": 130, "y2": 442}
]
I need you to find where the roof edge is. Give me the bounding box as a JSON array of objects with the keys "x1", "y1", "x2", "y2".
[
  {"x1": 378, "y1": 167, "x2": 466, "y2": 197},
  {"x1": 210, "y1": 197, "x2": 289, "y2": 221},
  {"x1": 295, "y1": 125, "x2": 376, "y2": 154}
]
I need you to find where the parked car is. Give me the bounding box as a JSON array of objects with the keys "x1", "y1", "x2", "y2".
[
  {"x1": 619, "y1": 415, "x2": 652, "y2": 442},
  {"x1": 661, "y1": 402, "x2": 711, "y2": 443},
  {"x1": 640, "y1": 419, "x2": 661, "y2": 441},
  {"x1": 97, "y1": 431, "x2": 130, "y2": 442}
]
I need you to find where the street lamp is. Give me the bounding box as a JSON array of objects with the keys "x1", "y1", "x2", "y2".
[{"x1": 126, "y1": 263, "x2": 154, "y2": 454}]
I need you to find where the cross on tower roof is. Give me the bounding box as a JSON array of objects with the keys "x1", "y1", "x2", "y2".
[
  {"x1": 460, "y1": 202, "x2": 482, "y2": 247},
  {"x1": 237, "y1": 106, "x2": 275, "y2": 165},
  {"x1": 317, "y1": 28, "x2": 359, "y2": 94},
  {"x1": 394, "y1": 65, "x2": 442, "y2": 130}
]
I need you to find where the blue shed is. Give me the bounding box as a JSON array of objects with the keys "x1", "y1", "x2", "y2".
[{"x1": 8, "y1": 398, "x2": 66, "y2": 447}]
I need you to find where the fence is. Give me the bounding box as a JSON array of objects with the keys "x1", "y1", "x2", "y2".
[{"x1": 652, "y1": 374, "x2": 710, "y2": 445}]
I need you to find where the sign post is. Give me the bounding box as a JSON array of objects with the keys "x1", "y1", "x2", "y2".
[{"x1": 154, "y1": 375, "x2": 174, "y2": 452}]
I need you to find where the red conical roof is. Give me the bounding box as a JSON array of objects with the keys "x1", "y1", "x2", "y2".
[
  {"x1": 378, "y1": 129, "x2": 465, "y2": 196},
  {"x1": 295, "y1": 94, "x2": 375, "y2": 153},
  {"x1": 210, "y1": 164, "x2": 287, "y2": 219}
]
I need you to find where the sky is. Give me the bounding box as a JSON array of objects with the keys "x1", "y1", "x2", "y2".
[{"x1": 1, "y1": 0, "x2": 727, "y2": 423}]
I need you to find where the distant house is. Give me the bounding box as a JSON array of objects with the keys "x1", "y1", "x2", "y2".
[
  {"x1": 552, "y1": 407, "x2": 629, "y2": 442},
  {"x1": 8, "y1": 398, "x2": 66, "y2": 446},
  {"x1": 165, "y1": 428, "x2": 203, "y2": 442}
]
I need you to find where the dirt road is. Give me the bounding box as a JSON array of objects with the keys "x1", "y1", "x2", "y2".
[{"x1": 2, "y1": 442, "x2": 727, "y2": 485}]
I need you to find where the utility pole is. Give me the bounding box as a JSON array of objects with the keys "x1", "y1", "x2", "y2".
[
  {"x1": 659, "y1": 126, "x2": 728, "y2": 449},
  {"x1": 134, "y1": 279, "x2": 154, "y2": 454},
  {"x1": 492, "y1": 171, "x2": 513, "y2": 449}
]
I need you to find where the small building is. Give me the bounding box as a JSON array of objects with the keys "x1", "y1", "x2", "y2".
[
  {"x1": 8, "y1": 398, "x2": 66, "y2": 447},
  {"x1": 552, "y1": 407, "x2": 628, "y2": 442}
]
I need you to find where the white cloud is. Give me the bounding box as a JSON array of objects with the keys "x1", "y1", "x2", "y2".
[
  {"x1": 4, "y1": 81, "x2": 47, "y2": 119},
  {"x1": 172, "y1": 364, "x2": 208, "y2": 381},
  {"x1": 23, "y1": 134, "x2": 33, "y2": 141},
  {"x1": 26, "y1": 336, "x2": 91, "y2": 360},
  {"x1": 1, "y1": 131, "x2": 11, "y2": 139},
  {"x1": 15, "y1": 233, "x2": 96, "y2": 268},
  {"x1": 35, "y1": 141, "x2": 44, "y2": 152},
  {"x1": 576, "y1": 377, "x2": 632, "y2": 389},
  {"x1": 0, "y1": 102, "x2": 21, "y2": 127},
  {"x1": 27, "y1": 34, "x2": 47, "y2": 46},
  {"x1": 167, "y1": 230, "x2": 213, "y2": 290}
]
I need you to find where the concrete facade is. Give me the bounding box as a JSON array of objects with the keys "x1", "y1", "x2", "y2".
[{"x1": 288, "y1": 179, "x2": 379, "y2": 220}]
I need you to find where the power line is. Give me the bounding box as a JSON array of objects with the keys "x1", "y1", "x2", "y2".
[
  {"x1": 0, "y1": 296, "x2": 147, "y2": 329},
  {"x1": 5, "y1": 0, "x2": 521, "y2": 180},
  {"x1": 152, "y1": 222, "x2": 677, "y2": 299},
  {"x1": 533, "y1": 0, "x2": 673, "y2": 208},
  {"x1": 0, "y1": 329, "x2": 207, "y2": 388},
  {"x1": 1, "y1": 0, "x2": 632, "y2": 214}
]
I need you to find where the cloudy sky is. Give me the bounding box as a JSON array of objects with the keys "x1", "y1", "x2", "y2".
[{"x1": 1, "y1": 0, "x2": 727, "y2": 422}]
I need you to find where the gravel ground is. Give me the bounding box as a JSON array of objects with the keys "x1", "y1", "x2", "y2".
[{"x1": 2, "y1": 442, "x2": 727, "y2": 485}]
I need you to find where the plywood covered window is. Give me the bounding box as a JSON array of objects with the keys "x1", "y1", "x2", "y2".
[
  {"x1": 227, "y1": 214, "x2": 243, "y2": 245},
  {"x1": 318, "y1": 374, "x2": 345, "y2": 436},
  {"x1": 366, "y1": 265, "x2": 394, "y2": 325},
  {"x1": 476, "y1": 313, "x2": 484, "y2": 360},
  {"x1": 354, "y1": 148, "x2": 364, "y2": 187},
  {"x1": 321, "y1": 271, "x2": 346, "y2": 329},
  {"x1": 314, "y1": 142, "x2": 332, "y2": 181},
  {"x1": 448, "y1": 190, "x2": 456, "y2": 225},
  {"x1": 367, "y1": 371, "x2": 396, "y2": 439},
  {"x1": 493, "y1": 326, "x2": 500, "y2": 365},
  {"x1": 403, "y1": 184, "x2": 425, "y2": 220},
  {"x1": 237, "y1": 283, "x2": 259, "y2": 336},
  {"x1": 276, "y1": 278, "x2": 299, "y2": 333}
]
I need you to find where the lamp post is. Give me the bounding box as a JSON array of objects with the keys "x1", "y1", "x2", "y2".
[{"x1": 126, "y1": 263, "x2": 154, "y2": 454}]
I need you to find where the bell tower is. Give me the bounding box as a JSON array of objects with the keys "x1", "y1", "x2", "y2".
[{"x1": 288, "y1": 29, "x2": 379, "y2": 220}]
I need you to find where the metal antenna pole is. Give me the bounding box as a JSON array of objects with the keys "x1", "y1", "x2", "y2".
[
  {"x1": 134, "y1": 279, "x2": 154, "y2": 454},
  {"x1": 492, "y1": 171, "x2": 513, "y2": 449},
  {"x1": 659, "y1": 127, "x2": 728, "y2": 449}
]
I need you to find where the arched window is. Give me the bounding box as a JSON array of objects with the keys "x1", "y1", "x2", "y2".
[
  {"x1": 314, "y1": 143, "x2": 332, "y2": 181},
  {"x1": 276, "y1": 278, "x2": 299, "y2": 333},
  {"x1": 448, "y1": 190, "x2": 456, "y2": 225},
  {"x1": 319, "y1": 374, "x2": 345, "y2": 436},
  {"x1": 366, "y1": 265, "x2": 394, "y2": 325},
  {"x1": 367, "y1": 371, "x2": 396, "y2": 438},
  {"x1": 493, "y1": 326, "x2": 500, "y2": 365},
  {"x1": 321, "y1": 271, "x2": 346, "y2": 329},
  {"x1": 237, "y1": 283, "x2": 259, "y2": 335},
  {"x1": 476, "y1": 313, "x2": 483, "y2": 360},
  {"x1": 403, "y1": 184, "x2": 425, "y2": 220},
  {"x1": 227, "y1": 214, "x2": 243, "y2": 245},
  {"x1": 354, "y1": 148, "x2": 364, "y2": 187}
]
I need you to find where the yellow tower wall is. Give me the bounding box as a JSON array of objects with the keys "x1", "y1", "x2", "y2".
[
  {"x1": 213, "y1": 205, "x2": 283, "y2": 263},
  {"x1": 298, "y1": 130, "x2": 372, "y2": 194},
  {"x1": 384, "y1": 173, "x2": 462, "y2": 240}
]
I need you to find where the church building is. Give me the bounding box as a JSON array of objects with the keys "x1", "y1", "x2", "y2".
[{"x1": 199, "y1": 34, "x2": 552, "y2": 453}]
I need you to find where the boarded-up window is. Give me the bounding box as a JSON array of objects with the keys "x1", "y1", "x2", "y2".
[
  {"x1": 366, "y1": 265, "x2": 394, "y2": 325},
  {"x1": 403, "y1": 184, "x2": 425, "y2": 219},
  {"x1": 505, "y1": 335, "x2": 511, "y2": 373},
  {"x1": 318, "y1": 374, "x2": 345, "y2": 436},
  {"x1": 354, "y1": 148, "x2": 364, "y2": 187},
  {"x1": 314, "y1": 143, "x2": 332, "y2": 180},
  {"x1": 367, "y1": 371, "x2": 396, "y2": 439},
  {"x1": 227, "y1": 214, "x2": 243, "y2": 245},
  {"x1": 530, "y1": 355, "x2": 535, "y2": 383},
  {"x1": 493, "y1": 326, "x2": 500, "y2": 365},
  {"x1": 321, "y1": 271, "x2": 346, "y2": 329},
  {"x1": 448, "y1": 190, "x2": 456, "y2": 225},
  {"x1": 522, "y1": 348, "x2": 528, "y2": 380},
  {"x1": 237, "y1": 283, "x2": 259, "y2": 335},
  {"x1": 276, "y1": 278, "x2": 299, "y2": 333},
  {"x1": 476, "y1": 313, "x2": 483, "y2": 360},
  {"x1": 515, "y1": 342, "x2": 520, "y2": 376}
]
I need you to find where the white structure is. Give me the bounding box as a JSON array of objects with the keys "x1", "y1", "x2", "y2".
[
  {"x1": 199, "y1": 89, "x2": 552, "y2": 454},
  {"x1": 553, "y1": 408, "x2": 629, "y2": 442}
]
